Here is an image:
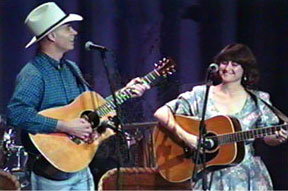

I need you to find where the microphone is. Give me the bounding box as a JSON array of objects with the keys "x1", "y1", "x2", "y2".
[
  {"x1": 85, "y1": 41, "x2": 108, "y2": 51},
  {"x1": 202, "y1": 138, "x2": 215, "y2": 150},
  {"x1": 98, "y1": 120, "x2": 131, "y2": 137},
  {"x1": 207, "y1": 63, "x2": 219, "y2": 73}
]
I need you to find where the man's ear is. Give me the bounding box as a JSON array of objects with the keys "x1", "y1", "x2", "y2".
[{"x1": 46, "y1": 32, "x2": 56, "y2": 42}]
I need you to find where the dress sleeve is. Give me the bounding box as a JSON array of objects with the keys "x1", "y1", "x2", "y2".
[
  {"x1": 7, "y1": 66, "x2": 58, "y2": 134},
  {"x1": 165, "y1": 86, "x2": 201, "y2": 116},
  {"x1": 257, "y1": 91, "x2": 280, "y2": 126}
]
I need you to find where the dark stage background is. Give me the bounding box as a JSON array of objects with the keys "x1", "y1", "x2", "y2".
[{"x1": 0, "y1": 0, "x2": 288, "y2": 189}]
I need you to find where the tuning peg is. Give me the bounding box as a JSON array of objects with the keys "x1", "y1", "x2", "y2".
[{"x1": 154, "y1": 63, "x2": 158, "y2": 67}]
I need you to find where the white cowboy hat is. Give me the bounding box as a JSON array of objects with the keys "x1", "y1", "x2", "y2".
[{"x1": 25, "y1": 2, "x2": 83, "y2": 48}]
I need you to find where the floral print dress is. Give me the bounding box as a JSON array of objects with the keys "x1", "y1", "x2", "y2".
[{"x1": 165, "y1": 85, "x2": 279, "y2": 191}]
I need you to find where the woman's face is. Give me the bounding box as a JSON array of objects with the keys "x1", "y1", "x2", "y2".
[{"x1": 219, "y1": 61, "x2": 244, "y2": 84}]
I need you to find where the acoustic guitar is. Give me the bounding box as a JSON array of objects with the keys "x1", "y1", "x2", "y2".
[
  {"x1": 27, "y1": 57, "x2": 176, "y2": 173},
  {"x1": 153, "y1": 114, "x2": 286, "y2": 183}
]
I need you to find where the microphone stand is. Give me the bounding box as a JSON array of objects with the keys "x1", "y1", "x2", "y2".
[
  {"x1": 191, "y1": 68, "x2": 214, "y2": 191},
  {"x1": 98, "y1": 49, "x2": 123, "y2": 190}
]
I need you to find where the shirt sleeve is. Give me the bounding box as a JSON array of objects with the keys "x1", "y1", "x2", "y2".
[
  {"x1": 7, "y1": 66, "x2": 58, "y2": 134},
  {"x1": 257, "y1": 91, "x2": 280, "y2": 127}
]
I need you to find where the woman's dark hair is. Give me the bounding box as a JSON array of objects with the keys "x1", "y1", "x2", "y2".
[{"x1": 213, "y1": 43, "x2": 259, "y2": 88}]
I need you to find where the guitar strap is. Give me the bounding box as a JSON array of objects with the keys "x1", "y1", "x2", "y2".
[
  {"x1": 246, "y1": 90, "x2": 288, "y2": 123},
  {"x1": 65, "y1": 60, "x2": 92, "y2": 90}
]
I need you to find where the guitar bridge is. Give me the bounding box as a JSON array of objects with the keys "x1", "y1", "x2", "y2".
[
  {"x1": 183, "y1": 145, "x2": 193, "y2": 158},
  {"x1": 69, "y1": 135, "x2": 82, "y2": 145}
]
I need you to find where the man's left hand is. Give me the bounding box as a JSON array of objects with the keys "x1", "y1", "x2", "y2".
[{"x1": 125, "y1": 77, "x2": 150, "y2": 97}]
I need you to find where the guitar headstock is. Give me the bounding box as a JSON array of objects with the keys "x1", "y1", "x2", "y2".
[{"x1": 154, "y1": 57, "x2": 176, "y2": 77}]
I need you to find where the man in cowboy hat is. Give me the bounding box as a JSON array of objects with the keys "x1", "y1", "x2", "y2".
[{"x1": 7, "y1": 2, "x2": 149, "y2": 190}]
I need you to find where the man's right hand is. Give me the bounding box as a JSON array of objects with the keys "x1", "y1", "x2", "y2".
[{"x1": 57, "y1": 118, "x2": 92, "y2": 141}]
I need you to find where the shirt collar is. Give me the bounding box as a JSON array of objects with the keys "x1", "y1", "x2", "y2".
[{"x1": 37, "y1": 52, "x2": 65, "y2": 69}]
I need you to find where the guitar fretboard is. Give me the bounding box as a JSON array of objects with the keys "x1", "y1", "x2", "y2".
[
  {"x1": 211, "y1": 124, "x2": 287, "y2": 145},
  {"x1": 95, "y1": 70, "x2": 161, "y2": 117}
]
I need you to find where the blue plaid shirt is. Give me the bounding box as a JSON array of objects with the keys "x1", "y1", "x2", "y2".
[{"x1": 7, "y1": 53, "x2": 88, "y2": 134}]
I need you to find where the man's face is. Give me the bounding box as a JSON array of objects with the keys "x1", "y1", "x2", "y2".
[{"x1": 53, "y1": 23, "x2": 78, "y2": 52}]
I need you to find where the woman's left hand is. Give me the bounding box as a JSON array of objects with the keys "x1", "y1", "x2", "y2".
[{"x1": 275, "y1": 128, "x2": 288, "y2": 143}]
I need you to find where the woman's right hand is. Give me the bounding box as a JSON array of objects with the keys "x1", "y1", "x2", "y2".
[
  {"x1": 154, "y1": 106, "x2": 198, "y2": 149},
  {"x1": 176, "y1": 125, "x2": 198, "y2": 149}
]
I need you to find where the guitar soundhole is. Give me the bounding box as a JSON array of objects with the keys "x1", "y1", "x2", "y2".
[
  {"x1": 183, "y1": 132, "x2": 219, "y2": 164},
  {"x1": 205, "y1": 132, "x2": 218, "y2": 151},
  {"x1": 80, "y1": 110, "x2": 100, "y2": 129}
]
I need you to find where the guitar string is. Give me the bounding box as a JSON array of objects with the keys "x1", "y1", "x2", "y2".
[{"x1": 209, "y1": 123, "x2": 287, "y2": 145}]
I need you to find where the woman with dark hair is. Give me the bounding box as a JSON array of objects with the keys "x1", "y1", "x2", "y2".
[
  {"x1": 214, "y1": 43, "x2": 259, "y2": 88},
  {"x1": 154, "y1": 43, "x2": 287, "y2": 190}
]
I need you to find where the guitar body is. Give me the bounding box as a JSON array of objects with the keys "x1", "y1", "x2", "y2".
[
  {"x1": 29, "y1": 91, "x2": 115, "y2": 172},
  {"x1": 153, "y1": 115, "x2": 244, "y2": 183}
]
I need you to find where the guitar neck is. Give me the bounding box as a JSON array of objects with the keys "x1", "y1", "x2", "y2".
[
  {"x1": 95, "y1": 70, "x2": 161, "y2": 117},
  {"x1": 214, "y1": 124, "x2": 287, "y2": 145}
]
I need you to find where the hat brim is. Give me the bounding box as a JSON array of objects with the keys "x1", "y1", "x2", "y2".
[{"x1": 25, "y1": 13, "x2": 83, "y2": 48}]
